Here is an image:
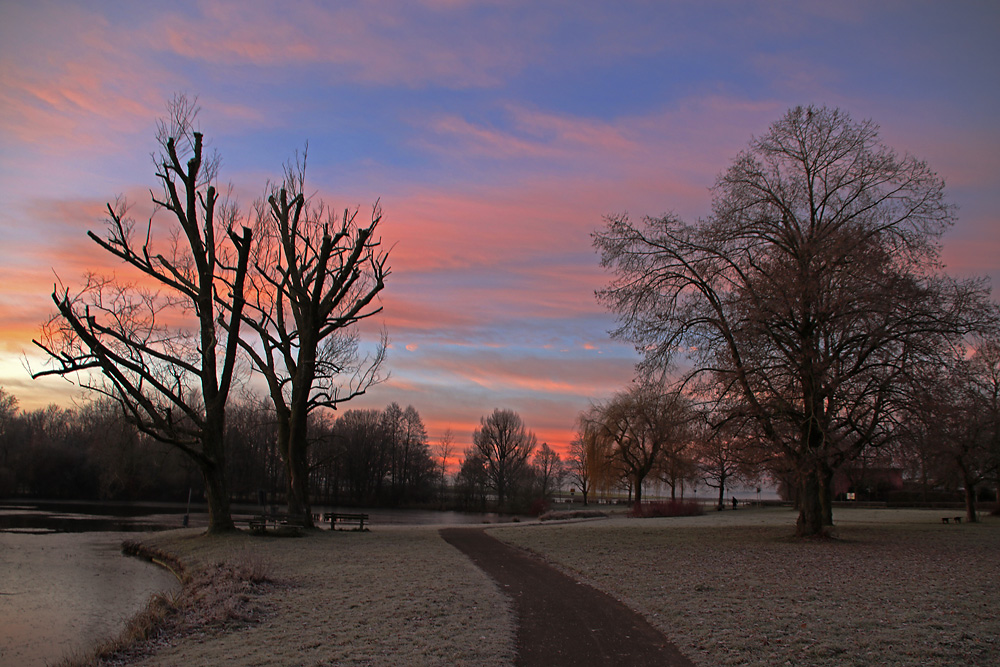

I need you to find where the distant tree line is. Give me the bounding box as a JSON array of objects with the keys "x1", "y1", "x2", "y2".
[
  {"x1": 0, "y1": 390, "x2": 193, "y2": 501},
  {"x1": 562, "y1": 361, "x2": 1000, "y2": 520},
  {"x1": 0, "y1": 386, "x2": 450, "y2": 508}
]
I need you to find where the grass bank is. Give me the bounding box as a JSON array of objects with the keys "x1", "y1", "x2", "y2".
[
  {"x1": 492, "y1": 507, "x2": 1000, "y2": 667},
  {"x1": 95, "y1": 526, "x2": 515, "y2": 666}
]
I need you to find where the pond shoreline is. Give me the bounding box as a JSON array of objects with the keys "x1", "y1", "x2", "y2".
[{"x1": 0, "y1": 530, "x2": 182, "y2": 667}]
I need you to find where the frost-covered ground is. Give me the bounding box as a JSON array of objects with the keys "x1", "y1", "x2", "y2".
[
  {"x1": 129, "y1": 526, "x2": 515, "y2": 667},
  {"x1": 92, "y1": 508, "x2": 997, "y2": 666},
  {"x1": 493, "y1": 507, "x2": 1000, "y2": 667}
]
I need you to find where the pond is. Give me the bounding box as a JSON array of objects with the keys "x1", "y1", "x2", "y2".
[
  {"x1": 0, "y1": 500, "x2": 507, "y2": 665},
  {"x1": 0, "y1": 501, "x2": 184, "y2": 666}
]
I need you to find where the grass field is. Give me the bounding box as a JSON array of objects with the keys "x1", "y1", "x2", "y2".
[
  {"x1": 79, "y1": 507, "x2": 998, "y2": 666},
  {"x1": 114, "y1": 526, "x2": 516, "y2": 667},
  {"x1": 493, "y1": 507, "x2": 1000, "y2": 667}
]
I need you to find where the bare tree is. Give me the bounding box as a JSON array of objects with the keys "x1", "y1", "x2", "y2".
[
  {"x1": 435, "y1": 427, "x2": 455, "y2": 495},
  {"x1": 903, "y1": 338, "x2": 1000, "y2": 522},
  {"x1": 455, "y1": 446, "x2": 489, "y2": 510},
  {"x1": 32, "y1": 97, "x2": 251, "y2": 532},
  {"x1": 969, "y1": 339, "x2": 1000, "y2": 514},
  {"x1": 587, "y1": 383, "x2": 691, "y2": 506},
  {"x1": 595, "y1": 106, "x2": 995, "y2": 536},
  {"x1": 533, "y1": 442, "x2": 563, "y2": 499},
  {"x1": 473, "y1": 408, "x2": 537, "y2": 508},
  {"x1": 234, "y1": 154, "x2": 389, "y2": 525},
  {"x1": 567, "y1": 418, "x2": 606, "y2": 505},
  {"x1": 333, "y1": 408, "x2": 389, "y2": 504},
  {"x1": 0, "y1": 388, "x2": 17, "y2": 466},
  {"x1": 382, "y1": 403, "x2": 431, "y2": 503},
  {"x1": 0, "y1": 388, "x2": 19, "y2": 495},
  {"x1": 655, "y1": 406, "x2": 697, "y2": 501},
  {"x1": 694, "y1": 418, "x2": 761, "y2": 511}
]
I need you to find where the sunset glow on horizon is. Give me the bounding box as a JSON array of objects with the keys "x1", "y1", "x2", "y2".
[{"x1": 2, "y1": 1, "x2": 998, "y2": 460}]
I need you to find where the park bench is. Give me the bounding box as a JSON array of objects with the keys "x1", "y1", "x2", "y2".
[
  {"x1": 323, "y1": 511, "x2": 369, "y2": 531},
  {"x1": 941, "y1": 516, "x2": 963, "y2": 524},
  {"x1": 242, "y1": 513, "x2": 309, "y2": 534}
]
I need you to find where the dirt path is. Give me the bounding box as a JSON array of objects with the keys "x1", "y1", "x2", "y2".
[{"x1": 440, "y1": 527, "x2": 695, "y2": 667}]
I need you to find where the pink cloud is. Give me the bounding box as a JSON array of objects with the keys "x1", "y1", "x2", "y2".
[
  {"x1": 0, "y1": 6, "x2": 273, "y2": 159},
  {"x1": 0, "y1": 11, "x2": 165, "y2": 150},
  {"x1": 422, "y1": 105, "x2": 639, "y2": 162},
  {"x1": 151, "y1": 1, "x2": 534, "y2": 88},
  {"x1": 940, "y1": 239, "x2": 1000, "y2": 280}
]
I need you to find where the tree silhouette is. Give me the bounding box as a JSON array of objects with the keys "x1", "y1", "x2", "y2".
[
  {"x1": 473, "y1": 408, "x2": 536, "y2": 508},
  {"x1": 233, "y1": 154, "x2": 388, "y2": 525},
  {"x1": 596, "y1": 106, "x2": 995, "y2": 536},
  {"x1": 33, "y1": 96, "x2": 251, "y2": 532}
]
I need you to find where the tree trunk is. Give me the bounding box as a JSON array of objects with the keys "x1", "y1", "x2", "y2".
[
  {"x1": 819, "y1": 463, "x2": 834, "y2": 526},
  {"x1": 717, "y1": 483, "x2": 725, "y2": 512},
  {"x1": 279, "y1": 373, "x2": 316, "y2": 528},
  {"x1": 964, "y1": 484, "x2": 978, "y2": 523},
  {"x1": 284, "y1": 414, "x2": 314, "y2": 527},
  {"x1": 200, "y1": 415, "x2": 235, "y2": 533},
  {"x1": 286, "y1": 441, "x2": 313, "y2": 526},
  {"x1": 961, "y1": 465, "x2": 979, "y2": 523},
  {"x1": 201, "y1": 458, "x2": 235, "y2": 533},
  {"x1": 994, "y1": 468, "x2": 1000, "y2": 515},
  {"x1": 795, "y1": 468, "x2": 825, "y2": 538}
]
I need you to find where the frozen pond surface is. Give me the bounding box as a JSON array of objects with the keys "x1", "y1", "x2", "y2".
[
  {"x1": 0, "y1": 529, "x2": 180, "y2": 666},
  {"x1": 0, "y1": 500, "x2": 511, "y2": 665}
]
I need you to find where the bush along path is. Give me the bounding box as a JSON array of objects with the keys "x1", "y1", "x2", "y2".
[{"x1": 440, "y1": 527, "x2": 695, "y2": 667}]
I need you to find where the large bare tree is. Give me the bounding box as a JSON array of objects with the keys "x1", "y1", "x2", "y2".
[
  {"x1": 595, "y1": 106, "x2": 995, "y2": 536},
  {"x1": 234, "y1": 155, "x2": 388, "y2": 525},
  {"x1": 32, "y1": 97, "x2": 251, "y2": 532}
]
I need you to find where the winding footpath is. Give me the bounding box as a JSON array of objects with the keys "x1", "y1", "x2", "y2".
[{"x1": 440, "y1": 527, "x2": 695, "y2": 667}]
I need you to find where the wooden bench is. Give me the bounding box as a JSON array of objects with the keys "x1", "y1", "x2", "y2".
[
  {"x1": 242, "y1": 513, "x2": 309, "y2": 534},
  {"x1": 323, "y1": 512, "x2": 369, "y2": 531},
  {"x1": 942, "y1": 516, "x2": 964, "y2": 524}
]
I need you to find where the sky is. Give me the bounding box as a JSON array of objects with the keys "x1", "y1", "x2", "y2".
[{"x1": 2, "y1": 1, "x2": 999, "y2": 460}]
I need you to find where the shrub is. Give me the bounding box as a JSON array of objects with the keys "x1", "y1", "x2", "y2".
[
  {"x1": 628, "y1": 500, "x2": 703, "y2": 518},
  {"x1": 528, "y1": 497, "x2": 551, "y2": 517}
]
